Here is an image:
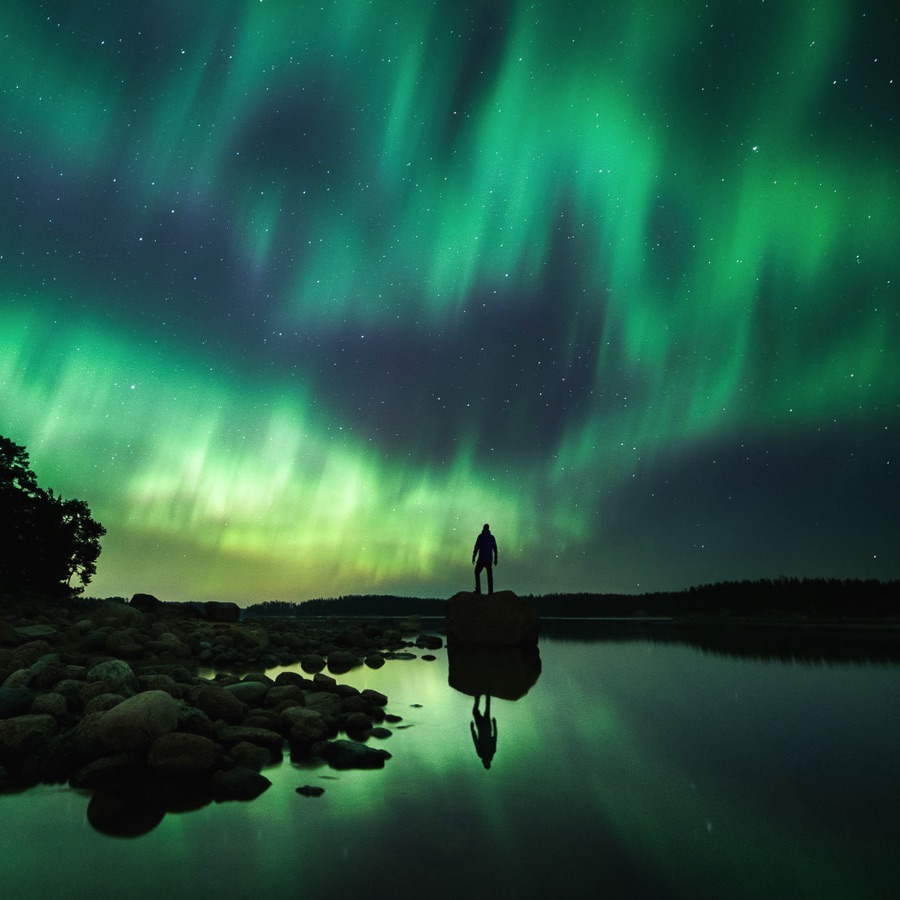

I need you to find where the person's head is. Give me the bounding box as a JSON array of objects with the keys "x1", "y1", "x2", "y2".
[{"x1": 483, "y1": 523, "x2": 490, "y2": 532}]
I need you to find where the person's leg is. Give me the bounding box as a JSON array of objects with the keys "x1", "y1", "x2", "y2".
[
  {"x1": 474, "y1": 560, "x2": 483, "y2": 593},
  {"x1": 487, "y1": 564, "x2": 493, "y2": 594}
]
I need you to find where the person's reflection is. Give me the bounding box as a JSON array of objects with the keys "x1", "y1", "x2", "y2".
[{"x1": 470, "y1": 694, "x2": 498, "y2": 769}]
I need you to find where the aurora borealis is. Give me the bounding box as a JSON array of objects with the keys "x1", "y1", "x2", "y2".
[{"x1": 1, "y1": 0, "x2": 897, "y2": 603}]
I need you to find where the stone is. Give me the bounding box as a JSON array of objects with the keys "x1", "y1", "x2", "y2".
[
  {"x1": 84, "y1": 693, "x2": 125, "y2": 715},
  {"x1": 344, "y1": 712, "x2": 373, "y2": 734},
  {"x1": 416, "y1": 634, "x2": 444, "y2": 650},
  {"x1": 303, "y1": 691, "x2": 344, "y2": 720},
  {"x1": 0, "y1": 618, "x2": 20, "y2": 645},
  {"x1": 299, "y1": 653, "x2": 326, "y2": 674},
  {"x1": 228, "y1": 741, "x2": 270, "y2": 771},
  {"x1": 326, "y1": 650, "x2": 360, "y2": 673},
  {"x1": 444, "y1": 591, "x2": 540, "y2": 646},
  {"x1": 364, "y1": 654, "x2": 385, "y2": 669},
  {"x1": 224, "y1": 680, "x2": 270, "y2": 706},
  {"x1": 282, "y1": 706, "x2": 330, "y2": 742},
  {"x1": 211, "y1": 766, "x2": 271, "y2": 801},
  {"x1": 204, "y1": 601, "x2": 240, "y2": 623},
  {"x1": 13, "y1": 640, "x2": 54, "y2": 668},
  {"x1": 105, "y1": 629, "x2": 144, "y2": 659},
  {"x1": 148, "y1": 732, "x2": 221, "y2": 775},
  {"x1": 265, "y1": 684, "x2": 306, "y2": 707},
  {"x1": 86, "y1": 659, "x2": 139, "y2": 696},
  {"x1": 70, "y1": 752, "x2": 145, "y2": 790},
  {"x1": 30, "y1": 692, "x2": 67, "y2": 718},
  {"x1": 0, "y1": 714, "x2": 57, "y2": 757},
  {"x1": 296, "y1": 785, "x2": 325, "y2": 797},
  {"x1": 314, "y1": 739, "x2": 391, "y2": 770},
  {"x1": 214, "y1": 725, "x2": 284, "y2": 752},
  {"x1": 0, "y1": 686, "x2": 36, "y2": 719},
  {"x1": 14, "y1": 625, "x2": 60, "y2": 641},
  {"x1": 96, "y1": 690, "x2": 180, "y2": 753},
  {"x1": 130, "y1": 593, "x2": 161, "y2": 614},
  {"x1": 360, "y1": 689, "x2": 388, "y2": 707},
  {"x1": 189, "y1": 685, "x2": 246, "y2": 725}
]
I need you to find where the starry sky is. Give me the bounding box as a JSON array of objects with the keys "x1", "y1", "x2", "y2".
[{"x1": 1, "y1": 0, "x2": 897, "y2": 605}]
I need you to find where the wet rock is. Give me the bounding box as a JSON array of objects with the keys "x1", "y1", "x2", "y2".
[
  {"x1": 86, "y1": 659, "x2": 139, "y2": 696},
  {"x1": 283, "y1": 706, "x2": 330, "y2": 742},
  {"x1": 445, "y1": 591, "x2": 540, "y2": 646},
  {"x1": 148, "y1": 733, "x2": 221, "y2": 776},
  {"x1": 228, "y1": 740, "x2": 270, "y2": 771},
  {"x1": 14, "y1": 625, "x2": 60, "y2": 642},
  {"x1": 214, "y1": 725, "x2": 284, "y2": 752},
  {"x1": 70, "y1": 752, "x2": 145, "y2": 790},
  {"x1": 266, "y1": 684, "x2": 306, "y2": 707},
  {"x1": 13, "y1": 640, "x2": 54, "y2": 669},
  {"x1": 204, "y1": 602, "x2": 240, "y2": 623},
  {"x1": 344, "y1": 712, "x2": 374, "y2": 734},
  {"x1": 188, "y1": 685, "x2": 246, "y2": 725},
  {"x1": 137, "y1": 673, "x2": 183, "y2": 699},
  {"x1": 299, "y1": 653, "x2": 326, "y2": 674},
  {"x1": 105, "y1": 629, "x2": 144, "y2": 659},
  {"x1": 224, "y1": 680, "x2": 269, "y2": 706},
  {"x1": 296, "y1": 784, "x2": 325, "y2": 797},
  {"x1": 96, "y1": 690, "x2": 180, "y2": 753},
  {"x1": 84, "y1": 692, "x2": 125, "y2": 715},
  {"x1": 364, "y1": 654, "x2": 385, "y2": 669},
  {"x1": 416, "y1": 634, "x2": 444, "y2": 650},
  {"x1": 314, "y1": 739, "x2": 391, "y2": 770},
  {"x1": 0, "y1": 714, "x2": 57, "y2": 757},
  {"x1": 177, "y1": 706, "x2": 217, "y2": 741},
  {"x1": 361, "y1": 689, "x2": 388, "y2": 707},
  {"x1": 327, "y1": 650, "x2": 360, "y2": 674},
  {"x1": 0, "y1": 686, "x2": 35, "y2": 719},
  {"x1": 304, "y1": 691, "x2": 344, "y2": 720},
  {"x1": 130, "y1": 593, "x2": 161, "y2": 614},
  {"x1": 30, "y1": 692, "x2": 67, "y2": 719},
  {"x1": 211, "y1": 766, "x2": 271, "y2": 801}
]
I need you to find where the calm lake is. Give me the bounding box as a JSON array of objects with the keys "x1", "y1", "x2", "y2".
[{"x1": 3, "y1": 621, "x2": 900, "y2": 899}]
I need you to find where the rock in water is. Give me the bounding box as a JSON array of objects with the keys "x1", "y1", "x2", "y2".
[{"x1": 444, "y1": 591, "x2": 540, "y2": 646}]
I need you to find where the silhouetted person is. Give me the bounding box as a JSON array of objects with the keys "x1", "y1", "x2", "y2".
[
  {"x1": 470, "y1": 694, "x2": 498, "y2": 769},
  {"x1": 472, "y1": 523, "x2": 498, "y2": 594}
]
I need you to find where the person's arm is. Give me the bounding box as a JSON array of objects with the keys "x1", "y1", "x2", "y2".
[{"x1": 492, "y1": 535, "x2": 498, "y2": 564}]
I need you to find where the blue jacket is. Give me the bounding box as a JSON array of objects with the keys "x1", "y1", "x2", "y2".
[{"x1": 473, "y1": 530, "x2": 498, "y2": 563}]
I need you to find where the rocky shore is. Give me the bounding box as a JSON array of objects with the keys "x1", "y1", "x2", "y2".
[{"x1": 0, "y1": 595, "x2": 443, "y2": 833}]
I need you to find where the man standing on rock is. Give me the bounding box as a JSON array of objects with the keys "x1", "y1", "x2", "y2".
[{"x1": 472, "y1": 523, "x2": 498, "y2": 595}]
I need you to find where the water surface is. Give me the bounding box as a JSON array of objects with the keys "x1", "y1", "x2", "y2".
[{"x1": 3, "y1": 623, "x2": 899, "y2": 899}]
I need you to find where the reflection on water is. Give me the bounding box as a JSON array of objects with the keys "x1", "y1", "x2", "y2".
[
  {"x1": 3, "y1": 625, "x2": 900, "y2": 899},
  {"x1": 446, "y1": 645, "x2": 542, "y2": 769},
  {"x1": 469, "y1": 695, "x2": 498, "y2": 769}
]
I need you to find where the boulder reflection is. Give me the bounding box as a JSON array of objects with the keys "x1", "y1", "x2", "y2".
[{"x1": 448, "y1": 645, "x2": 542, "y2": 769}]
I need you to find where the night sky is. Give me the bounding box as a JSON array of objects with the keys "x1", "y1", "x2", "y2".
[{"x1": 1, "y1": 1, "x2": 897, "y2": 604}]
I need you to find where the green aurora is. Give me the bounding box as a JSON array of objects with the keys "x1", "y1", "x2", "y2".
[{"x1": 1, "y1": 0, "x2": 897, "y2": 603}]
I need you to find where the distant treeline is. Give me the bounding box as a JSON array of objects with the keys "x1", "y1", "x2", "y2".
[{"x1": 244, "y1": 578, "x2": 900, "y2": 620}]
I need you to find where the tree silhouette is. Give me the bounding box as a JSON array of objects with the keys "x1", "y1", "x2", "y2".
[{"x1": 0, "y1": 435, "x2": 105, "y2": 596}]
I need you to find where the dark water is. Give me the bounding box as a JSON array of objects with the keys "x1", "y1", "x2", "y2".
[{"x1": 3, "y1": 622, "x2": 900, "y2": 899}]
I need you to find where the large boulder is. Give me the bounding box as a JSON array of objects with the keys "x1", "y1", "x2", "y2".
[
  {"x1": 147, "y1": 733, "x2": 221, "y2": 776},
  {"x1": 444, "y1": 591, "x2": 540, "y2": 646},
  {"x1": 0, "y1": 714, "x2": 57, "y2": 757},
  {"x1": 0, "y1": 686, "x2": 36, "y2": 719},
  {"x1": 204, "y1": 602, "x2": 240, "y2": 623},
  {"x1": 96, "y1": 690, "x2": 180, "y2": 753},
  {"x1": 86, "y1": 659, "x2": 139, "y2": 696}
]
